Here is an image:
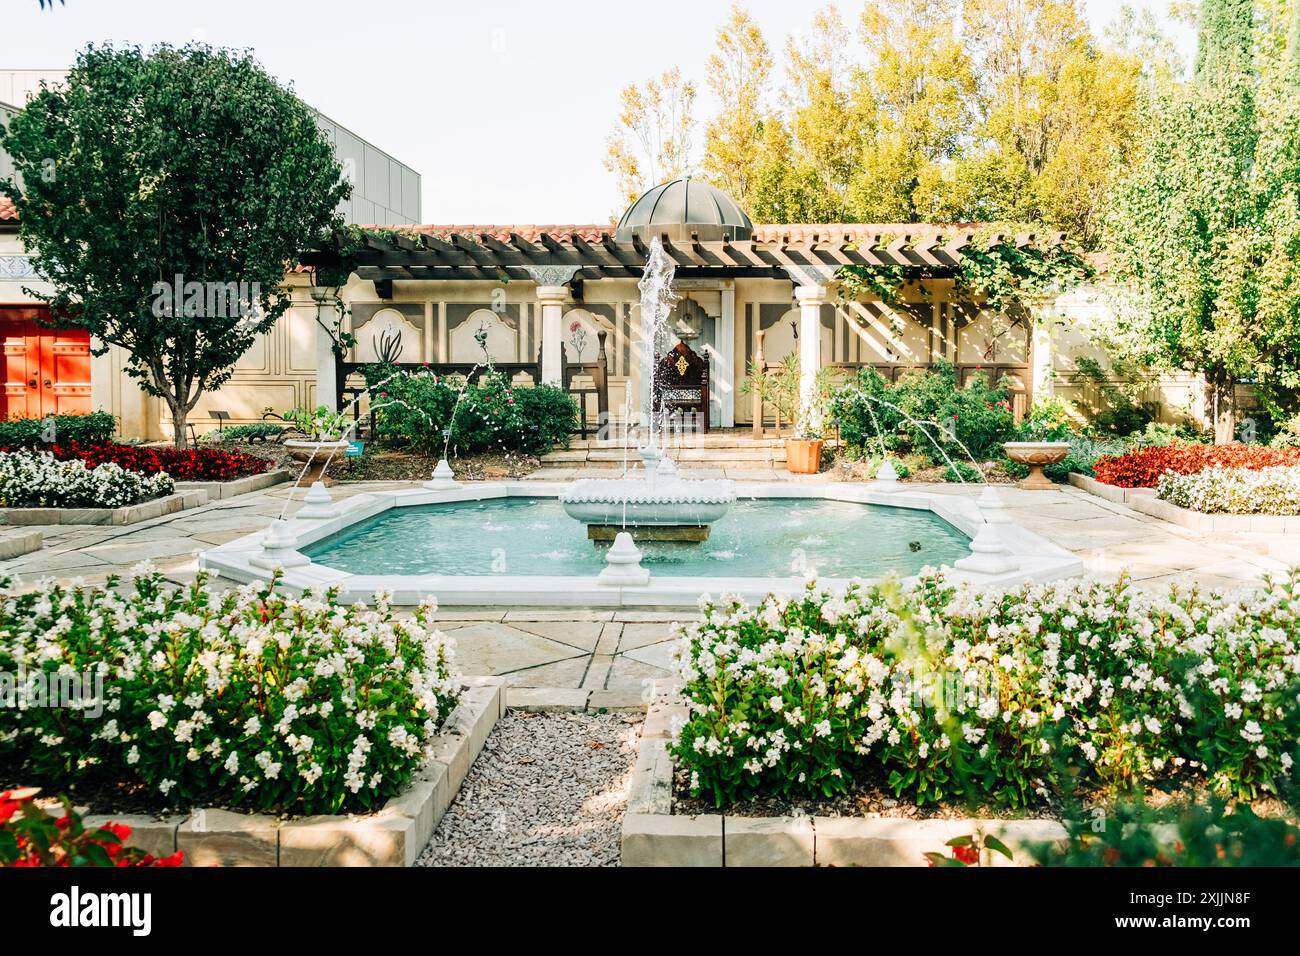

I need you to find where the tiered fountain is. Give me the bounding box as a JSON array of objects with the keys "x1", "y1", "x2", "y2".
[{"x1": 560, "y1": 238, "x2": 735, "y2": 580}]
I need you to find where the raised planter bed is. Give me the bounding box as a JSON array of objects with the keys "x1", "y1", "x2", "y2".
[
  {"x1": 620, "y1": 693, "x2": 1066, "y2": 868},
  {"x1": 174, "y1": 468, "x2": 291, "y2": 501},
  {"x1": 81, "y1": 677, "x2": 504, "y2": 867},
  {"x1": 1067, "y1": 472, "x2": 1156, "y2": 505},
  {"x1": 1125, "y1": 492, "x2": 1300, "y2": 534},
  {"x1": 0, "y1": 489, "x2": 208, "y2": 527}
]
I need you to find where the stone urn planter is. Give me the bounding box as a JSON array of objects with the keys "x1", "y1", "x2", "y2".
[
  {"x1": 284, "y1": 439, "x2": 352, "y2": 486},
  {"x1": 785, "y1": 438, "x2": 824, "y2": 475},
  {"x1": 1003, "y1": 441, "x2": 1070, "y2": 490}
]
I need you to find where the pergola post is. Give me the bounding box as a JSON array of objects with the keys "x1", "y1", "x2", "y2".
[
  {"x1": 525, "y1": 266, "x2": 582, "y2": 387},
  {"x1": 536, "y1": 285, "x2": 568, "y2": 386},
  {"x1": 794, "y1": 283, "x2": 827, "y2": 434}
]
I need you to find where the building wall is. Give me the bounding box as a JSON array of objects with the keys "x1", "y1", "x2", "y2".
[{"x1": 0, "y1": 70, "x2": 421, "y2": 226}]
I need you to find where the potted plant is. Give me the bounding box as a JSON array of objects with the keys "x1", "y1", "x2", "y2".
[
  {"x1": 743, "y1": 356, "x2": 833, "y2": 474},
  {"x1": 282, "y1": 405, "x2": 353, "y2": 485},
  {"x1": 1003, "y1": 407, "x2": 1075, "y2": 490}
]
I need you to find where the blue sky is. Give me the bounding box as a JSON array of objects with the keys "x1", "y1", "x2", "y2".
[{"x1": 1, "y1": 0, "x2": 1194, "y2": 223}]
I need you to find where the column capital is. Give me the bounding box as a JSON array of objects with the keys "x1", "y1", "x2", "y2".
[
  {"x1": 525, "y1": 264, "x2": 582, "y2": 287},
  {"x1": 534, "y1": 284, "x2": 571, "y2": 305},
  {"x1": 794, "y1": 283, "x2": 829, "y2": 306}
]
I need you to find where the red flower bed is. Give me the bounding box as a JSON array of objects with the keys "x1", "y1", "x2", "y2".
[
  {"x1": 1093, "y1": 443, "x2": 1300, "y2": 488},
  {"x1": 2, "y1": 788, "x2": 184, "y2": 868},
  {"x1": 32, "y1": 442, "x2": 272, "y2": 481}
]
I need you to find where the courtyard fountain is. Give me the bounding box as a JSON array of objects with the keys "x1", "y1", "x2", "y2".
[{"x1": 559, "y1": 237, "x2": 736, "y2": 581}]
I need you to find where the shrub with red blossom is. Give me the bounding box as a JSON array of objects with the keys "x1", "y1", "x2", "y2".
[
  {"x1": 0, "y1": 788, "x2": 183, "y2": 867},
  {"x1": 24, "y1": 441, "x2": 272, "y2": 481},
  {"x1": 1093, "y1": 443, "x2": 1300, "y2": 488}
]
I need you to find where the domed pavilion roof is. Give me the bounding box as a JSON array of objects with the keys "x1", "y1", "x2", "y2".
[{"x1": 615, "y1": 176, "x2": 754, "y2": 242}]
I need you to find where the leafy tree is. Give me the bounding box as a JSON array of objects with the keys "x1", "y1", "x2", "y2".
[
  {"x1": 1107, "y1": 0, "x2": 1300, "y2": 437},
  {"x1": 603, "y1": 68, "x2": 697, "y2": 209},
  {"x1": 700, "y1": 3, "x2": 772, "y2": 210},
  {"x1": 779, "y1": 3, "x2": 862, "y2": 220},
  {"x1": 849, "y1": 0, "x2": 977, "y2": 221},
  {"x1": 0, "y1": 44, "x2": 348, "y2": 447}
]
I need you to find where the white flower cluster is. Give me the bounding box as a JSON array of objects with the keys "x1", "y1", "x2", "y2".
[
  {"x1": 0, "y1": 568, "x2": 459, "y2": 815},
  {"x1": 672, "y1": 571, "x2": 1300, "y2": 806},
  {"x1": 1158, "y1": 465, "x2": 1300, "y2": 515},
  {"x1": 0, "y1": 449, "x2": 174, "y2": 508}
]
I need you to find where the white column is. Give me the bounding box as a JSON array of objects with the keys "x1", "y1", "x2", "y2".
[
  {"x1": 717, "y1": 282, "x2": 736, "y2": 428},
  {"x1": 314, "y1": 298, "x2": 339, "y2": 413},
  {"x1": 795, "y1": 283, "x2": 827, "y2": 434},
  {"x1": 537, "y1": 285, "x2": 567, "y2": 385}
]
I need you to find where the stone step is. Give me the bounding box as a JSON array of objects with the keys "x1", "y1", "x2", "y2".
[
  {"x1": 577, "y1": 448, "x2": 787, "y2": 464},
  {"x1": 571, "y1": 435, "x2": 788, "y2": 450}
]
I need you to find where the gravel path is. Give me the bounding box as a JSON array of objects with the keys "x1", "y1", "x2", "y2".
[{"x1": 417, "y1": 711, "x2": 641, "y2": 867}]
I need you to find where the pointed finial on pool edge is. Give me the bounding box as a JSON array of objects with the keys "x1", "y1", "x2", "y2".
[
  {"x1": 598, "y1": 531, "x2": 651, "y2": 586},
  {"x1": 425, "y1": 458, "x2": 461, "y2": 491},
  {"x1": 295, "y1": 480, "x2": 339, "y2": 520},
  {"x1": 250, "y1": 519, "x2": 311, "y2": 569}
]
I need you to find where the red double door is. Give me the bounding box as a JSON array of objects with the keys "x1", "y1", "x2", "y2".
[{"x1": 0, "y1": 306, "x2": 92, "y2": 419}]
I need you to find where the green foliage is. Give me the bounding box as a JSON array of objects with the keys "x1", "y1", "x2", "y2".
[
  {"x1": 513, "y1": 384, "x2": 579, "y2": 455},
  {"x1": 201, "y1": 422, "x2": 285, "y2": 444},
  {"x1": 0, "y1": 411, "x2": 116, "y2": 447},
  {"x1": 942, "y1": 460, "x2": 982, "y2": 482},
  {"x1": 0, "y1": 569, "x2": 459, "y2": 816},
  {"x1": 838, "y1": 235, "x2": 1091, "y2": 311},
  {"x1": 828, "y1": 362, "x2": 1016, "y2": 464},
  {"x1": 1043, "y1": 435, "x2": 1128, "y2": 481},
  {"x1": 672, "y1": 571, "x2": 1300, "y2": 808},
  {"x1": 1271, "y1": 413, "x2": 1300, "y2": 449},
  {"x1": 1031, "y1": 796, "x2": 1300, "y2": 867},
  {"x1": 370, "y1": 370, "x2": 578, "y2": 456},
  {"x1": 283, "y1": 405, "x2": 350, "y2": 441},
  {"x1": 1106, "y1": 1, "x2": 1300, "y2": 434},
  {"x1": 741, "y1": 354, "x2": 835, "y2": 438},
  {"x1": 1015, "y1": 397, "x2": 1077, "y2": 442},
  {"x1": 0, "y1": 44, "x2": 349, "y2": 447},
  {"x1": 1069, "y1": 356, "x2": 1155, "y2": 437}
]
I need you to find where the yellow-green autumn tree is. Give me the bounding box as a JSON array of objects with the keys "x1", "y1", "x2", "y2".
[
  {"x1": 603, "y1": 67, "x2": 697, "y2": 210},
  {"x1": 849, "y1": 0, "x2": 976, "y2": 221},
  {"x1": 700, "y1": 3, "x2": 773, "y2": 210}
]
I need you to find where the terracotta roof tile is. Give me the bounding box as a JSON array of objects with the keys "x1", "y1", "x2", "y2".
[{"x1": 366, "y1": 222, "x2": 1002, "y2": 245}]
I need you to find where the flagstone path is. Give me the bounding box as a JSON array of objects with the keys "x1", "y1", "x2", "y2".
[{"x1": 3, "y1": 477, "x2": 1298, "y2": 692}]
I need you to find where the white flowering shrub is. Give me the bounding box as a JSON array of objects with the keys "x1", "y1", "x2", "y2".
[
  {"x1": 0, "y1": 449, "x2": 173, "y2": 508},
  {"x1": 0, "y1": 568, "x2": 459, "y2": 815},
  {"x1": 1158, "y1": 465, "x2": 1300, "y2": 515},
  {"x1": 672, "y1": 572, "x2": 1300, "y2": 808}
]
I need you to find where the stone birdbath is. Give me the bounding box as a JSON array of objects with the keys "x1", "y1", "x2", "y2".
[
  {"x1": 281, "y1": 406, "x2": 353, "y2": 486},
  {"x1": 1002, "y1": 441, "x2": 1071, "y2": 490},
  {"x1": 284, "y1": 439, "x2": 352, "y2": 486}
]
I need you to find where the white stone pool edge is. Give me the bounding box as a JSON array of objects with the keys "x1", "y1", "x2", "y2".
[{"x1": 198, "y1": 481, "x2": 1084, "y2": 608}]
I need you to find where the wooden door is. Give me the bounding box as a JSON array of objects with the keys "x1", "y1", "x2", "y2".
[{"x1": 0, "y1": 307, "x2": 92, "y2": 420}]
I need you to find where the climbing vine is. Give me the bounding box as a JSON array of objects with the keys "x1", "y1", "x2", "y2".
[{"x1": 836, "y1": 229, "x2": 1092, "y2": 315}]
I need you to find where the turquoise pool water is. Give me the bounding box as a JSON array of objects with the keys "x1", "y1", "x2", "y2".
[{"x1": 304, "y1": 497, "x2": 969, "y2": 579}]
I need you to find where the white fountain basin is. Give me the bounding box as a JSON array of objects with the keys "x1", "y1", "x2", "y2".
[
  {"x1": 560, "y1": 456, "x2": 736, "y2": 528},
  {"x1": 561, "y1": 475, "x2": 736, "y2": 526}
]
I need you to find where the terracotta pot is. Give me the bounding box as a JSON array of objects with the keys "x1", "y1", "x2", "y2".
[
  {"x1": 785, "y1": 438, "x2": 824, "y2": 475},
  {"x1": 1003, "y1": 441, "x2": 1071, "y2": 490},
  {"x1": 284, "y1": 439, "x2": 351, "y2": 486}
]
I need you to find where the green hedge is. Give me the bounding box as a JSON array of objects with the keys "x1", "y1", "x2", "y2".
[
  {"x1": 369, "y1": 369, "x2": 578, "y2": 456},
  {"x1": 0, "y1": 411, "x2": 116, "y2": 447}
]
